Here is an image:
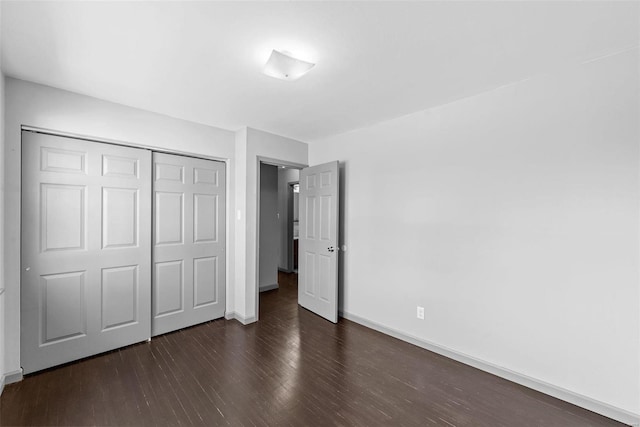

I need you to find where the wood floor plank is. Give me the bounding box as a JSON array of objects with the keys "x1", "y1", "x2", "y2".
[{"x1": 0, "y1": 272, "x2": 626, "y2": 426}]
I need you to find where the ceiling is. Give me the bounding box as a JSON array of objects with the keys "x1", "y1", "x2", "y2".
[{"x1": 1, "y1": 1, "x2": 638, "y2": 142}]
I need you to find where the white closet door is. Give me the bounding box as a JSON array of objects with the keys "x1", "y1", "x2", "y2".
[
  {"x1": 21, "y1": 131, "x2": 152, "y2": 374},
  {"x1": 152, "y1": 153, "x2": 226, "y2": 336}
]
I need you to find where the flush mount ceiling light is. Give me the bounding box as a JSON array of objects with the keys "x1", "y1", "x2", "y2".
[{"x1": 262, "y1": 49, "x2": 315, "y2": 81}]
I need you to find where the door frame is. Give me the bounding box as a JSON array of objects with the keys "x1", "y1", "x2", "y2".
[
  {"x1": 18, "y1": 125, "x2": 232, "y2": 367},
  {"x1": 255, "y1": 156, "x2": 306, "y2": 322}
]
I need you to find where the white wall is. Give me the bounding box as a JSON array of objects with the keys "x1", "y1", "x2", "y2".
[
  {"x1": 232, "y1": 128, "x2": 248, "y2": 322},
  {"x1": 0, "y1": 3, "x2": 6, "y2": 392},
  {"x1": 233, "y1": 128, "x2": 307, "y2": 322},
  {"x1": 3, "y1": 78, "x2": 236, "y2": 378},
  {"x1": 0, "y1": 68, "x2": 5, "y2": 391},
  {"x1": 278, "y1": 168, "x2": 299, "y2": 270},
  {"x1": 310, "y1": 49, "x2": 639, "y2": 418},
  {"x1": 259, "y1": 163, "x2": 279, "y2": 290}
]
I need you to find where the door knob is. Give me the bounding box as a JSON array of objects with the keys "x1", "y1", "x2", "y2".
[{"x1": 328, "y1": 246, "x2": 334, "y2": 252}]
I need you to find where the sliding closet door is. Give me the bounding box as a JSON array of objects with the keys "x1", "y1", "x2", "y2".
[
  {"x1": 21, "y1": 131, "x2": 152, "y2": 374},
  {"x1": 152, "y1": 153, "x2": 226, "y2": 336}
]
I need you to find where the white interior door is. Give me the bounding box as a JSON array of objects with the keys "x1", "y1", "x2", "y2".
[
  {"x1": 21, "y1": 131, "x2": 152, "y2": 374},
  {"x1": 298, "y1": 161, "x2": 339, "y2": 323},
  {"x1": 152, "y1": 153, "x2": 226, "y2": 336}
]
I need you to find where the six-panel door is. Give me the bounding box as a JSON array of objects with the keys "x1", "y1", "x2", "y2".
[
  {"x1": 21, "y1": 131, "x2": 152, "y2": 374},
  {"x1": 298, "y1": 161, "x2": 339, "y2": 323},
  {"x1": 152, "y1": 152, "x2": 226, "y2": 336}
]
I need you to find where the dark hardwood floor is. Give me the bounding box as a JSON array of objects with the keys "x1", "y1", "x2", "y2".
[{"x1": 1, "y1": 272, "x2": 625, "y2": 426}]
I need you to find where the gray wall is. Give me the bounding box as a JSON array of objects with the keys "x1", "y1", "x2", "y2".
[
  {"x1": 309, "y1": 49, "x2": 639, "y2": 415},
  {"x1": 259, "y1": 164, "x2": 279, "y2": 290},
  {"x1": 278, "y1": 168, "x2": 299, "y2": 270}
]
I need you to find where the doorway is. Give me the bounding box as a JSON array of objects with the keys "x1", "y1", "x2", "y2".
[
  {"x1": 257, "y1": 160, "x2": 340, "y2": 323},
  {"x1": 258, "y1": 163, "x2": 300, "y2": 313}
]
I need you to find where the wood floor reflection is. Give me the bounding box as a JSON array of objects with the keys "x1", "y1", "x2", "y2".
[{"x1": 0, "y1": 272, "x2": 624, "y2": 426}]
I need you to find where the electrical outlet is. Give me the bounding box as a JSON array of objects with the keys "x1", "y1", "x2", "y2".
[{"x1": 417, "y1": 306, "x2": 425, "y2": 320}]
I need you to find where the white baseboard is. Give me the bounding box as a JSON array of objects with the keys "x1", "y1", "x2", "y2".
[
  {"x1": 1, "y1": 369, "x2": 24, "y2": 396},
  {"x1": 224, "y1": 311, "x2": 257, "y2": 325},
  {"x1": 259, "y1": 283, "x2": 279, "y2": 292},
  {"x1": 340, "y1": 310, "x2": 640, "y2": 427}
]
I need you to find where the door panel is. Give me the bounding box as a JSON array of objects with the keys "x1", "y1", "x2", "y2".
[
  {"x1": 155, "y1": 162, "x2": 184, "y2": 182},
  {"x1": 155, "y1": 192, "x2": 184, "y2": 245},
  {"x1": 41, "y1": 271, "x2": 86, "y2": 344},
  {"x1": 194, "y1": 167, "x2": 218, "y2": 185},
  {"x1": 41, "y1": 146, "x2": 86, "y2": 173},
  {"x1": 154, "y1": 260, "x2": 184, "y2": 317},
  {"x1": 298, "y1": 161, "x2": 339, "y2": 323},
  {"x1": 152, "y1": 153, "x2": 226, "y2": 336},
  {"x1": 101, "y1": 265, "x2": 138, "y2": 330},
  {"x1": 194, "y1": 194, "x2": 217, "y2": 242},
  {"x1": 194, "y1": 256, "x2": 218, "y2": 307},
  {"x1": 41, "y1": 184, "x2": 86, "y2": 251},
  {"x1": 102, "y1": 188, "x2": 138, "y2": 248},
  {"x1": 21, "y1": 131, "x2": 152, "y2": 374},
  {"x1": 102, "y1": 155, "x2": 139, "y2": 178}
]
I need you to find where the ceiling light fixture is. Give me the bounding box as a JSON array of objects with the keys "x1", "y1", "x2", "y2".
[{"x1": 262, "y1": 49, "x2": 315, "y2": 81}]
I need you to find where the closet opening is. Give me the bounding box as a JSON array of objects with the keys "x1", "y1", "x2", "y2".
[{"x1": 20, "y1": 128, "x2": 227, "y2": 374}]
